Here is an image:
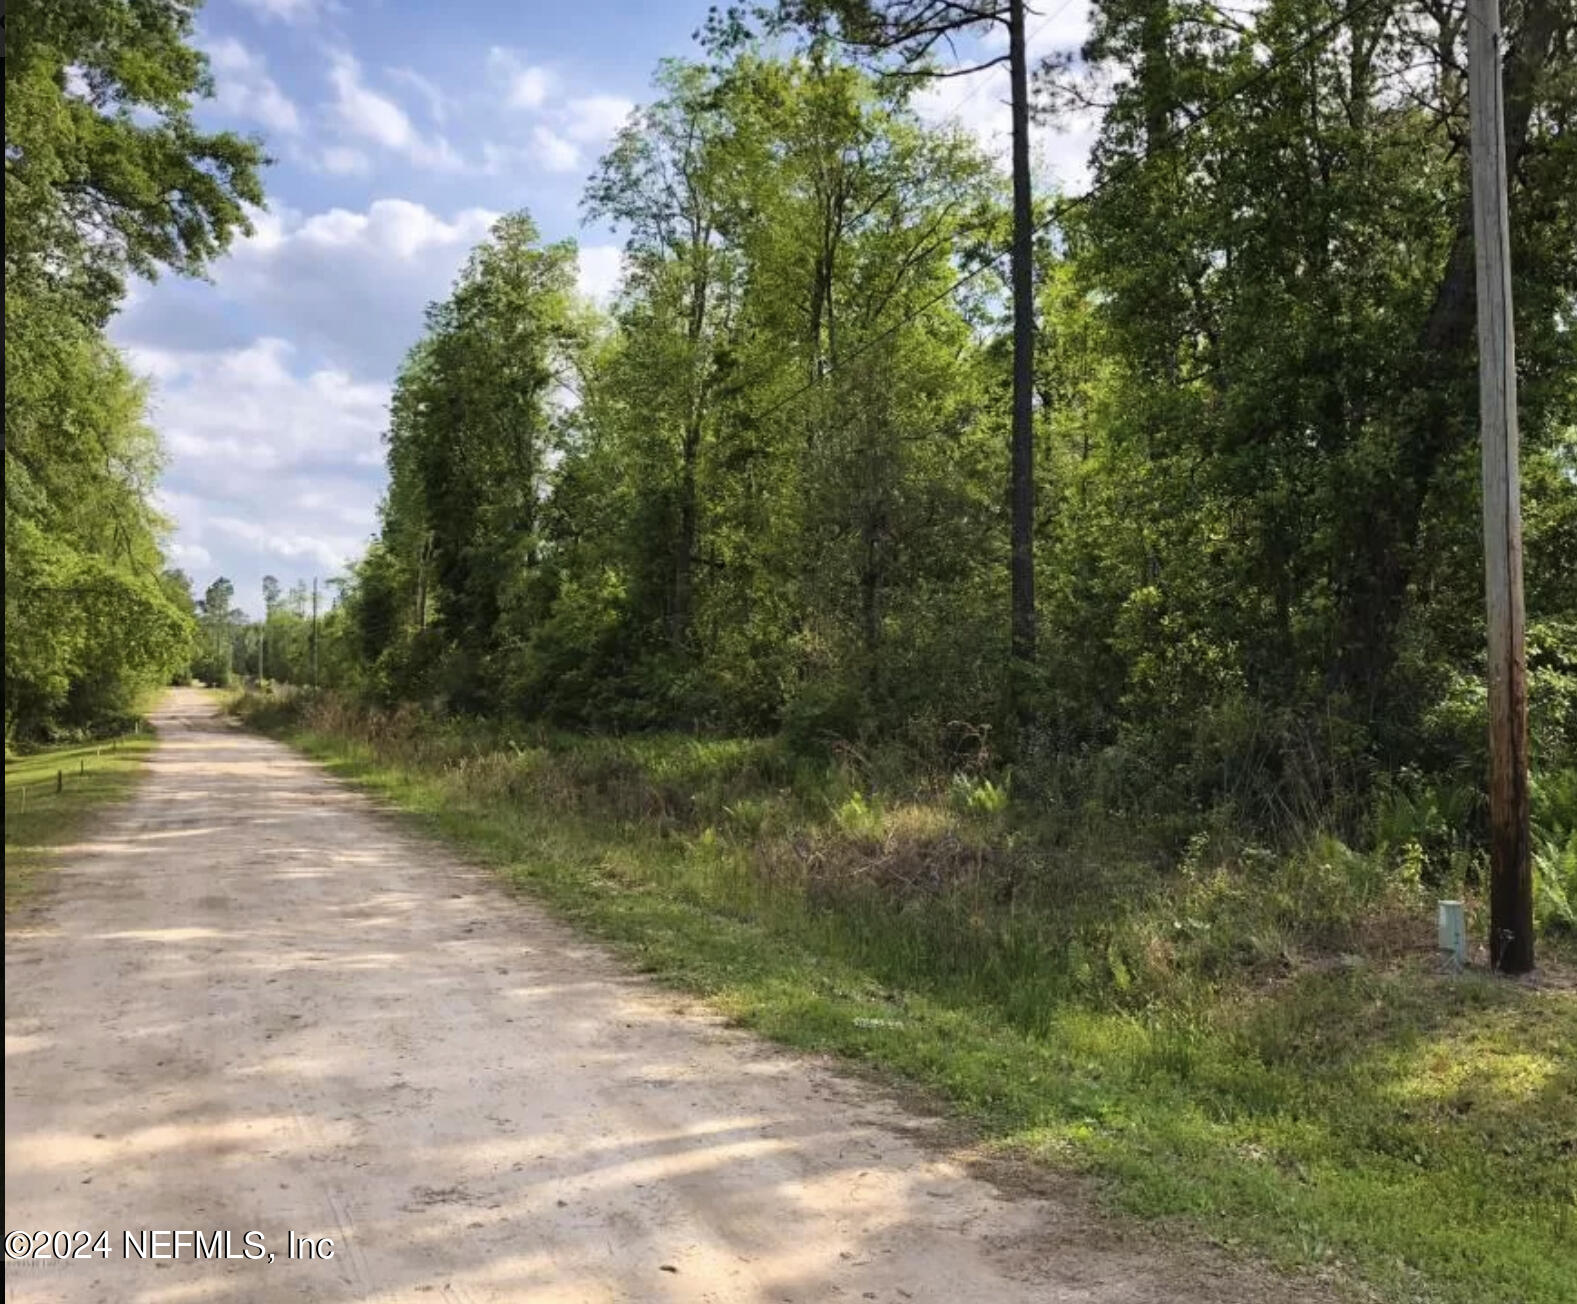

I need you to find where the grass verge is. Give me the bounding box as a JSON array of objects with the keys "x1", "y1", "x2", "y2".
[
  {"x1": 5, "y1": 733, "x2": 157, "y2": 912},
  {"x1": 243, "y1": 694, "x2": 1575, "y2": 1304}
]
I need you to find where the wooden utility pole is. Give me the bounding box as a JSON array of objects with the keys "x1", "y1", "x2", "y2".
[
  {"x1": 311, "y1": 577, "x2": 320, "y2": 690},
  {"x1": 1469, "y1": 0, "x2": 1533, "y2": 973}
]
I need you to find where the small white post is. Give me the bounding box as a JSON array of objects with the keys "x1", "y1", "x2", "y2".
[{"x1": 1437, "y1": 900, "x2": 1468, "y2": 968}]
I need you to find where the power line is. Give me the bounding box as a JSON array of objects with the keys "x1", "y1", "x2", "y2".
[{"x1": 751, "y1": 0, "x2": 1392, "y2": 425}]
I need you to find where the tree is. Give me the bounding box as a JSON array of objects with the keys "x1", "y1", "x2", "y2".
[
  {"x1": 1045, "y1": 0, "x2": 1575, "y2": 811},
  {"x1": 259, "y1": 575, "x2": 282, "y2": 679},
  {"x1": 3, "y1": 329, "x2": 194, "y2": 735},
  {"x1": 373, "y1": 213, "x2": 583, "y2": 709},
  {"x1": 5, "y1": 0, "x2": 269, "y2": 736},
  {"x1": 517, "y1": 50, "x2": 1005, "y2": 730},
  {"x1": 723, "y1": 52, "x2": 1002, "y2": 720},
  {"x1": 761, "y1": 1, "x2": 1042, "y2": 712},
  {"x1": 331, "y1": 15, "x2": 1575, "y2": 917},
  {"x1": 586, "y1": 61, "x2": 744, "y2": 655},
  {"x1": 198, "y1": 577, "x2": 237, "y2": 685},
  {"x1": 5, "y1": 0, "x2": 266, "y2": 325}
]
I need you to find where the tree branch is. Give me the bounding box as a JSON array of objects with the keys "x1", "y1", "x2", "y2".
[{"x1": 882, "y1": 53, "x2": 1011, "y2": 78}]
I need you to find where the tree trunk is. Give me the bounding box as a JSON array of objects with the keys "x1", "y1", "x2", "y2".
[
  {"x1": 1008, "y1": 0, "x2": 1037, "y2": 693},
  {"x1": 672, "y1": 233, "x2": 711, "y2": 652},
  {"x1": 1334, "y1": 0, "x2": 1560, "y2": 719},
  {"x1": 415, "y1": 531, "x2": 432, "y2": 629},
  {"x1": 860, "y1": 524, "x2": 881, "y2": 697},
  {"x1": 672, "y1": 425, "x2": 701, "y2": 652}
]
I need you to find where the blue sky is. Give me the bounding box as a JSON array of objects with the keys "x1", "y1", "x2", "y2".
[{"x1": 113, "y1": 0, "x2": 1094, "y2": 617}]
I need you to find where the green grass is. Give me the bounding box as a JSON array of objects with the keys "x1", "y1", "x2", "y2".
[
  {"x1": 243, "y1": 695, "x2": 1576, "y2": 1304},
  {"x1": 5, "y1": 733, "x2": 157, "y2": 911}
]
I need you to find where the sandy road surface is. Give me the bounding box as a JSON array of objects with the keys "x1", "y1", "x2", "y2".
[{"x1": 7, "y1": 689, "x2": 1304, "y2": 1303}]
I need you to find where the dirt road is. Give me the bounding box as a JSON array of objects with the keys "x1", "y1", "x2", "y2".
[{"x1": 6, "y1": 690, "x2": 1292, "y2": 1303}]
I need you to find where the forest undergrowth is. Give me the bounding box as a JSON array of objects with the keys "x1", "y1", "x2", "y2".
[{"x1": 236, "y1": 688, "x2": 1577, "y2": 1304}]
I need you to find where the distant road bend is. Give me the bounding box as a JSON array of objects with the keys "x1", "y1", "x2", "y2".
[{"x1": 6, "y1": 688, "x2": 1305, "y2": 1303}]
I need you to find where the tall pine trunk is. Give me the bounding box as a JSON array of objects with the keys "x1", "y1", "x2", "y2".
[
  {"x1": 672, "y1": 423, "x2": 701, "y2": 652},
  {"x1": 671, "y1": 236, "x2": 711, "y2": 652},
  {"x1": 1008, "y1": 0, "x2": 1037, "y2": 700}
]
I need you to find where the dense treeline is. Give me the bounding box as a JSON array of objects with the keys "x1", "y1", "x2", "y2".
[
  {"x1": 342, "y1": 2, "x2": 1574, "y2": 851},
  {"x1": 190, "y1": 574, "x2": 352, "y2": 690},
  {"x1": 4, "y1": 0, "x2": 264, "y2": 739},
  {"x1": 358, "y1": 57, "x2": 1009, "y2": 733}
]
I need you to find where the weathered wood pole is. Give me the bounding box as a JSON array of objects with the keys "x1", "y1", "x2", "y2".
[{"x1": 1469, "y1": 0, "x2": 1533, "y2": 973}]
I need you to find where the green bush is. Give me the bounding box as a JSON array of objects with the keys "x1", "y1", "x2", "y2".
[{"x1": 1533, "y1": 768, "x2": 1577, "y2": 935}]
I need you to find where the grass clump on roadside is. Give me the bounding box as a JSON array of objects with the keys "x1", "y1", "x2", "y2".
[
  {"x1": 235, "y1": 689, "x2": 1576, "y2": 1304},
  {"x1": 4, "y1": 732, "x2": 157, "y2": 911}
]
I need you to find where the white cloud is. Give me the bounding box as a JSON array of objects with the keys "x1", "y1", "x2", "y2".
[
  {"x1": 116, "y1": 197, "x2": 501, "y2": 376},
  {"x1": 564, "y1": 94, "x2": 633, "y2": 143},
  {"x1": 206, "y1": 36, "x2": 301, "y2": 134},
  {"x1": 128, "y1": 338, "x2": 387, "y2": 471},
  {"x1": 166, "y1": 541, "x2": 213, "y2": 570},
  {"x1": 478, "y1": 142, "x2": 513, "y2": 176},
  {"x1": 488, "y1": 47, "x2": 554, "y2": 110},
  {"x1": 531, "y1": 125, "x2": 580, "y2": 173},
  {"x1": 576, "y1": 245, "x2": 623, "y2": 304},
  {"x1": 479, "y1": 128, "x2": 595, "y2": 177},
  {"x1": 387, "y1": 66, "x2": 450, "y2": 124},
  {"x1": 328, "y1": 53, "x2": 412, "y2": 146},
  {"x1": 130, "y1": 337, "x2": 389, "y2": 610},
  {"x1": 314, "y1": 144, "x2": 372, "y2": 176},
  {"x1": 236, "y1": 0, "x2": 322, "y2": 23},
  {"x1": 511, "y1": 67, "x2": 552, "y2": 110},
  {"x1": 196, "y1": 199, "x2": 499, "y2": 376},
  {"x1": 238, "y1": 201, "x2": 288, "y2": 252},
  {"x1": 328, "y1": 54, "x2": 462, "y2": 171},
  {"x1": 479, "y1": 142, "x2": 515, "y2": 176},
  {"x1": 274, "y1": 200, "x2": 496, "y2": 259},
  {"x1": 480, "y1": 51, "x2": 634, "y2": 170}
]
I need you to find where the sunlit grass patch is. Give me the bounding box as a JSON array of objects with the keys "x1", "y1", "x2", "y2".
[
  {"x1": 241, "y1": 692, "x2": 1577, "y2": 1304},
  {"x1": 5, "y1": 732, "x2": 157, "y2": 910}
]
